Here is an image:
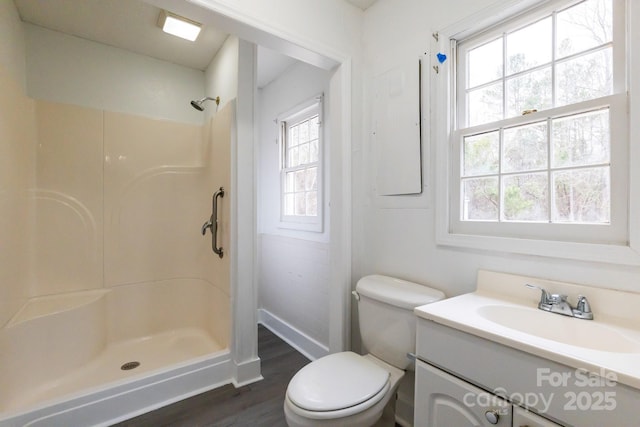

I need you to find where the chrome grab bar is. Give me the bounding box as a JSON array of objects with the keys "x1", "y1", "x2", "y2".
[{"x1": 201, "y1": 187, "x2": 224, "y2": 258}]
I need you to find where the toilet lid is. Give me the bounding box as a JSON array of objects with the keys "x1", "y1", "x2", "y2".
[{"x1": 287, "y1": 352, "x2": 389, "y2": 412}]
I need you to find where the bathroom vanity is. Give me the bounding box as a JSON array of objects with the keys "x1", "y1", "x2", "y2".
[{"x1": 413, "y1": 270, "x2": 640, "y2": 427}]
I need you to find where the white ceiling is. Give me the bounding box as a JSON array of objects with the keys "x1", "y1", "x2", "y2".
[
  {"x1": 14, "y1": 0, "x2": 230, "y2": 71},
  {"x1": 257, "y1": 46, "x2": 298, "y2": 89},
  {"x1": 14, "y1": 0, "x2": 373, "y2": 84}
]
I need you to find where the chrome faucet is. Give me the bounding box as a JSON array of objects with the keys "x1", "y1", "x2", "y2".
[{"x1": 525, "y1": 284, "x2": 593, "y2": 320}]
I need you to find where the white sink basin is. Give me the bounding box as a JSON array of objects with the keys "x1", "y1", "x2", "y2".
[
  {"x1": 477, "y1": 305, "x2": 640, "y2": 353},
  {"x1": 414, "y1": 270, "x2": 640, "y2": 390}
]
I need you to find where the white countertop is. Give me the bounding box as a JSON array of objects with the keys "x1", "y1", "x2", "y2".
[{"x1": 414, "y1": 270, "x2": 640, "y2": 390}]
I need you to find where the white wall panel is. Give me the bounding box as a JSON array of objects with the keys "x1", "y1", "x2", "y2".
[
  {"x1": 204, "y1": 35, "x2": 239, "y2": 118},
  {"x1": 259, "y1": 234, "x2": 330, "y2": 346}
]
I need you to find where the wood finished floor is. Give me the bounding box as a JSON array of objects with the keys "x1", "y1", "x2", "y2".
[{"x1": 112, "y1": 325, "x2": 310, "y2": 427}]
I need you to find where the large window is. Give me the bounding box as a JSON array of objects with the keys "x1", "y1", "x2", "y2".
[
  {"x1": 279, "y1": 95, "x2": 323, "y2": 232},
  {"x1": 433, "y1": 0, "x2": 636, "y2": 263},
  {"x1": 451, "y1": 0, "x2": 626, "y2": 243}
]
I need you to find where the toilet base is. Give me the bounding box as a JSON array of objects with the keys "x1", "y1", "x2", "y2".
[{"x1": 377, "y1": 396, "x2": 398, "y2": 427}]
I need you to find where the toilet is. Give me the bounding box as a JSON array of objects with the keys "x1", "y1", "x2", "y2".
[{"x1": 284, "y1": 275, "x2": 445, "y2": 427}]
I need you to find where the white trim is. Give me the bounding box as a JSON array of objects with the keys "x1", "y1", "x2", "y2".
[
  {"x1": 628, "y1": 0, "x2": 640, "y2": 258},
  {"x1": 258, "y1": 309, "x2": 329, "y2": 361},
  {"x1": 232, "y1": 357, "x2": 263, "y2": 387},
  {"x1": 231, "y1": 42, "x2": 260, "y2": 385},
  {"x1": 433, "y1": 0, "x2": 640, "y2": 266},
  {"x1": 278, "y1": 94, "x2": 324, "y2": 124},
  {"x1": 329, "y1": 60, "x2": 352, "y2": 353}
]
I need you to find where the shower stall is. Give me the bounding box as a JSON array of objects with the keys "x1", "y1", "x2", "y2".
[
  {"x1": 0, "y1": 96, "x2": 237, "y2": 426},
  {"x1": 0, "y1": 9, "x2": 245, "y2": 424}
]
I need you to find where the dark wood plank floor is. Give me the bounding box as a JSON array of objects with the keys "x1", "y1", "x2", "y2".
[{"x1": 113, "y1": 325, "x2": 310, "y2": 427}]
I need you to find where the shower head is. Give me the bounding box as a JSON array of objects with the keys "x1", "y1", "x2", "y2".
[
  {"x1": 190, "y1": 96, "x2": 220, "y2": 111},
  {"x1": 190, "y1": 100, "x2": 205, "y2": 111}
]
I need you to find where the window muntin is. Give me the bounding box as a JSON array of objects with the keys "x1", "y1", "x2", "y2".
[
  {"x1": 454, "y1": 0, "x2": 624, "y2": 235},
  {"x1": 460, "y1": 108, "x2": 611, "y2": 224},
  {"x1": 279, "y1": 96, "x2": 323, "y2": 231},
  {"x1": 461, "y1": 0, "x2": 615, "y2": 128}
]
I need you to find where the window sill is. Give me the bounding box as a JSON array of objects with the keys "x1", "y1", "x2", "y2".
[
  {"x1": 435, "y1": 230, "x2": 640, "y2": 266},
  {"x1": 278, "y1": 220, "x2": 323, "y2": 233}
]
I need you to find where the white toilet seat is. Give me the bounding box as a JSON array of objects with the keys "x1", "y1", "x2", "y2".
[
  {"x1": 284, "y1": 353, "x2": 405, "y2": 427},
  {"x1": 285, "y1": 351, "x2": 396, "y2": 421},
  {"x1": 286, "y1": 380, "x2": 390, "y2": 420},
  {"x1": 287, "y1": 351, "x2": 390, "y2": 415}
]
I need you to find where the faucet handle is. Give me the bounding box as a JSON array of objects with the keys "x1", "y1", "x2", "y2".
[
  {"x1": 573, "y1": 295, "x2": 594, "y2": 320},
  {"x1": 576, "y1": 295, "x2": 592, "y2": 313},
  {"x1": 525, "y1": 283, "x2": 551, "y2": 305}
]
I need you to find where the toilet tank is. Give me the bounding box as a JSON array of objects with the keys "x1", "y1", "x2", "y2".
[{"x1": 356, "y1": 275, "x2": 445, "y2": 370}]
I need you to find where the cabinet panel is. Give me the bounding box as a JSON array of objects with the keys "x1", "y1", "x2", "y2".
[
  {"x1": 513, "y1": 407, "x2": 561, "y2": 427},
  {"x1": 416, "y1": 360, "x2": 512, "y2": 427},
  {"x1": 417, "y1": 318, "x2": 639, "y2": 427}
]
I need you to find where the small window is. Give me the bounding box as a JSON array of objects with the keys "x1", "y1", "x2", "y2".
[{"x1": 279, "y1": 95, "x2": 323, "y2": 232}]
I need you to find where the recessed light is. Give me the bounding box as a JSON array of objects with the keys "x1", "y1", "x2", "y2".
[{"x1": 157, "y1": 10, "x2": 202, "y2": 42}]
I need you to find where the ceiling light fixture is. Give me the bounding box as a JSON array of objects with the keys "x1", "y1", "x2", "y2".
[{"x1": 157, "y1": 10, "x2": 202, "y2": 42}]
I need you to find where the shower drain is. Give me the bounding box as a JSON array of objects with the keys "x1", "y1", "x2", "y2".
[{"x1": 120, "y1": 361, "x2": 141, "y2": 371}]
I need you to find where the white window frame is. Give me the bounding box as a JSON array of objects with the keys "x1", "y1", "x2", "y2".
[
  {"x1": 278, "y1": 94, "x2": 324, "y2": 232},
  {"x1": 432, "y1": 0, "x2": 640, "y2": 265}
]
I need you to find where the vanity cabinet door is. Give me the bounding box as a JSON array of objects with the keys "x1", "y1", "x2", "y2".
[
  {"x1": 513, "y1": 406, "x2": 562, "y2": 427},
  {"x1": 415, "y1": 360, "x2": 512, "y2": 427}
]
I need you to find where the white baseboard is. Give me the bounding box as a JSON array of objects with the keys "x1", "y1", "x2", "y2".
[
  {"x1": 258, "y1": 309, "x2": 329, "y2": 361},
  {"x1": 233, "y1": 356, "x2": 263, "y2": 387}
]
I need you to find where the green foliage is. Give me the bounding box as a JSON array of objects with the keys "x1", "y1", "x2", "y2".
[
  {"x1": 504, "y1": 185, "x2": 533, "y2": 219},
  {"x1": 464, "y1": 133, "x2": 498, "y2": 175}
]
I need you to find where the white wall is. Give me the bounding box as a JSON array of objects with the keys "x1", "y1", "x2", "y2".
[
  {"x1": 205, "y1": 35, "x2": 239, "y2": 117},
  {"x1": 258, "y1": 234, "x2": 330, "y2": 359},
  {"x1": 357, "y1": 0, "x2": 640, "y2": 303},
  {"x1": 24, "y1": 24, "x2": 205, "y2": 125},
  {"x1": 256, "y1": 61, "x2": 332, "y2": 357}
]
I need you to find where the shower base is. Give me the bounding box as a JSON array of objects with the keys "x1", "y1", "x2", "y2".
[
  {"x1": 0, "y1": 280, "x2": 234, "y2": 427},
  {"x1": 5, "y1": 328, "x2": 223, "y2": 413}
]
